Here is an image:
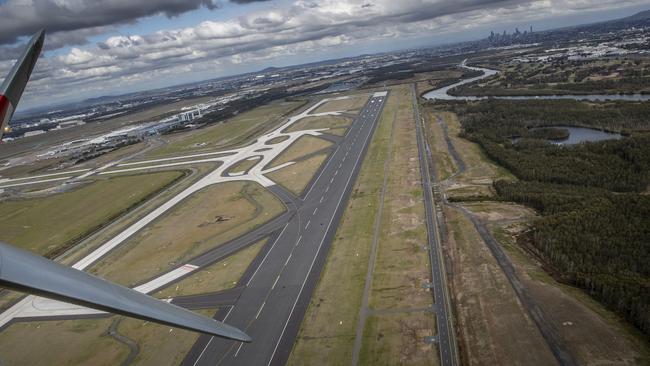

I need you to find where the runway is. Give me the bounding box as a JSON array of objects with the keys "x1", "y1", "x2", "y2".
[{"x1": 182, "y1": 92, "x2": 388, "y2": 366}]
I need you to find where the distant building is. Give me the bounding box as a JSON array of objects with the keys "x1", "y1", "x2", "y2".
[
  {"x1": 178, "y1": 109, "x2": 203, "y2": 122},
  {"x1": 24, "y1": 130, "x2": 45, "y2": 137}
]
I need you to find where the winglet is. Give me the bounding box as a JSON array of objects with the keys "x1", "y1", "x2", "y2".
[
  {"x1": 0, "y1": 30, "x2": 45, "y2": 136},
  {"x1": 0, "y1": 242, "x2": 251, "y2": 342}
]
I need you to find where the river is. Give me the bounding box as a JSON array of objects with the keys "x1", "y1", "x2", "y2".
[{"x1": 423, "y1": 61, "x2": 650, "y2": 102}]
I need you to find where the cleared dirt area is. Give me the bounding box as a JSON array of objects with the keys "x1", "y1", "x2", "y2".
[
  {"x1": 313, "y1": 95, "x2": 369, "y2": 114},
  {"x1": 288, "y1": 86, "x2": 395, "y2": 366},
  {"x1": 267, "y1": 153, "x2": 328, "y2": 196},
  {"x1": 286, "y1": 115, "x2": 353, "y2": 133},
  {"x1": 268, "y1": 135, "x2": 332, "y2": 168},
  {"x1": 466, "y1": 201, "x2": 650, "y2": 365},
  {"x1": 156, "y1": 239, "x2": 267, "y2": 298},
  {"x1": 0, "y1": 171, "x2": 184, "y2": 257},
  {"x1": 144, "y1": 100, "x2": 306, "y2": 157},
  {"x1": 444, "y1": 206, "x2": 558, "y2": 365},
  {"x1": 89, "y1": 181, "x2": 284, "y2": 287},
  {"x1": 360, "y1": 313, "x2": 438, "y2": 366}
]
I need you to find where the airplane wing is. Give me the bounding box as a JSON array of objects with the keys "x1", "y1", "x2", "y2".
[
  {"x1": 0, "y1": 30, "x2": 44, "y2": 136},
  {"x1": 0, "y1": 31, "x2": 251, "y2": 342},
  {"x1": 0, "y1": 242, "x2": 250, "y2": 342}
]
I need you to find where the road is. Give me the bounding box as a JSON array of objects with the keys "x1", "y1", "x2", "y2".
[
  {"x1": 411, "y1": 84, "x2": 459, "y2": 366},
  {"x1": 181, "y1": 92, "x2": 388, "y2": 366}
]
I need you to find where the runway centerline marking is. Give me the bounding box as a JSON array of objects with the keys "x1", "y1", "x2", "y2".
[{"x1": 255, "y1": 302, "x2": 266, "y2": 319}]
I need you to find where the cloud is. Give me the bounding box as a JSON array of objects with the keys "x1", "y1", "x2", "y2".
[
  {"x1": 4, "y1": 0, "x2": 648, "y2": 108},
  {"x1": 0, "y1": 0, "x2": 220, "y2": 46}
]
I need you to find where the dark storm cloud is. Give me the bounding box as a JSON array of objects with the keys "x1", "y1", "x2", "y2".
[{"x1": 0, "y1": 0, "x2": 219, "y2": 46}]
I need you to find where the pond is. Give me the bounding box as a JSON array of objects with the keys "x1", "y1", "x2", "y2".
[{"x1": 512, "y1": 126, "x2": 623, "y2": 145}]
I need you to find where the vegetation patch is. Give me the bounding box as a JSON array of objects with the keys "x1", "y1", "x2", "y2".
[
  {"x1": 267, "y1": 154, "x2": 328, "y2": 196},
  {"x1": 89, "y1": 181, "x2": 284, "y2": 287}
]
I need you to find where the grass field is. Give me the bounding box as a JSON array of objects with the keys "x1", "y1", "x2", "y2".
[
  {"x1": 116, "y1": 308, "x2": 217, "y2": 365},
  {"x1": 90, "y1": 181, "x2": 284, "y2": 287},
  {"x1": 0, "y1": 306, "x2": 218, "y2": 366},
  {"x1": 313, "y1": 95, "x2": 369, "y2": 113},
  {"x1": 226, "y1": 156, "x2": 262, "y2": 175},
  {"x1": 267, "y1": 154, "x2": 328, "y2": 196},
  {"x1": 288, "y1": 87, "x2": 395, "y2": 366},
  {"x1": 0, "y1": 171, "x2": 184, "y2": 257},
  {"x1": 0, "y1": 317, "x2": 126, "y2": 366},
  {"x1": 369, "y1": 87, "x2": 431, "y2": 312},
  {"x1": 268, "y1": 135, "x2": 332, "y2": 168},
  {"x1": 286, "y1": 115, "x2": 353, "y2": 133},
  {"x1": 145, "y1": 100, "x2": 306, "y2": 157},
  {"x1": 422, "y1": 109, "x2": 457, "y2": 181},
  {"x1": 359, "y1": 313, "x2": 437, "y2": 366},
  {"x1": 156, "y1": 238, "x2": 267, "y2": 298}
]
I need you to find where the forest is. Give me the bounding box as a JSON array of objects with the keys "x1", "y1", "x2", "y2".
[{"x1": 440, "y1": 98, "x2": 650, "y2": 337}]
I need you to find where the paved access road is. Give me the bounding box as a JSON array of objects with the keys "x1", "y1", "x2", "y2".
[
  {"x1": 182, "y1": 92, "x2": 388, "y2": 366},
  {"x1": 412, "y1": 84, "x2": 459, "y2": 366}
]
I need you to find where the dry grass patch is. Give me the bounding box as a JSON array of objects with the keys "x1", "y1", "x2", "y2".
[
  {"x1": 226, "y1": 156, "x2": 261, "y2": 175},
  {"x1": 313, "y1": 95, "x2": 369, "y2": 113},
  {"x1": 370, "y1": 86, "x2": 430, "y2": 311},
  {"x1": 323, "y1": 127, "x2": 348, "y2": 136},
  {"x1": 286, "y1": 115, "x2": 352, "y2": 133},
  {"x1": 90, "y1": 181, "x2": 284, "y2": 287},
  {"x1": 423, "y1": 109, "x2": 457, "y2": 181},
  {"x1": 359, "y1": 312, "x2": 438, "y2": 366},
  {"x1": 117, "y1": 309, "x2": 217, "y2": 365},
  {"x1": 442, "y1": 112, "x2": 512, "y2": 184},
  {"x1": 268, "y1": 135, "x2": 332, "y2": 168},
  {"x1": 0, "y1": 318, "x2": 127, "y2": 366},
  {"x1": 267, "y1": 154, "x2": 328, "y2": 196},
  {"x1": 156, "y1": 238, "x2": 267, "y2": 298}
]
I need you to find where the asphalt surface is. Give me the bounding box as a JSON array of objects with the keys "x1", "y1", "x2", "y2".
[
  {"x1": 412, "y1": 84, "x2": 458, "y2": 366},
  {"x1": 181, "y1": 93, "x2": 388, "y2": 366}
]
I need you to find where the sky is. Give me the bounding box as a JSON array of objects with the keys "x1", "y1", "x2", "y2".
[{"x1": 1, "y1": 0, "x2": 650, "y2": 111}]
